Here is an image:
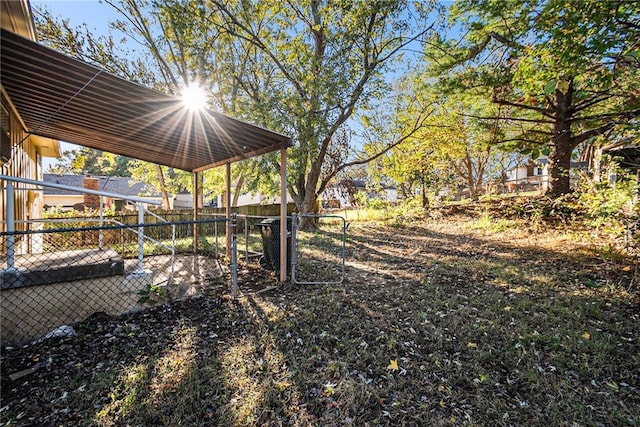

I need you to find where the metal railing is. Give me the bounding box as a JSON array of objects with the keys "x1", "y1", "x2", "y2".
[{"x1": 1, "y1": 174, "x2": 161, "y2": 274}]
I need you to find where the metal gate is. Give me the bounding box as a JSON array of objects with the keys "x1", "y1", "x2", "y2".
[{"x1": 291, "y1": 213, "x2": 347, "y2": 285}]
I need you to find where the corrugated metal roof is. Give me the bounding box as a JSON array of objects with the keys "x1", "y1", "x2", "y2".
[{"x1": 1, "y1": 28, "x2": 291, "y2": 172}]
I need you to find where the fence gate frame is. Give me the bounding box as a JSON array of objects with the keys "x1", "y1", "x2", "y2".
[{"x1": 290, "y1": 213, "x2": 347, "y2": 285}]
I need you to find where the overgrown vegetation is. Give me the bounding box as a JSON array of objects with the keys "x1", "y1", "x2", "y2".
[{"x1": 2, "y1": 194, "x2": 638, "y2": 426}]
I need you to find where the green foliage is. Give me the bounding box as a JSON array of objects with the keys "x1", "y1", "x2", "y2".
[
  {"x1": 576, "y1": 172, "x2": 639, "y2": 224},
  {"x1": 47, "y1": 147, "x2": 134, "y2": 176},
  {"x1": 36, "y1": 1, "x2": 445, "y2": 214},
  {"x1": 427, "y1": 0, "x2": 640, "y2": 197},
  {"x1": 43, "y1": 206, "x2": 117, "y2": 220},
  {"x1": 128, "y1": 160, "x2": 191, "y2": 198},
  {"x1": 137, "y1": 283, "x2": 167, "y2": 304},
  {"x1": 371, "y1": 85, "x2": 511, "y2": 203}
]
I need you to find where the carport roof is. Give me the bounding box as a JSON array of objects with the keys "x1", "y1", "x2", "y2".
[{"x1": 1, "y1": 28, "x2": 291, "y2": 172}]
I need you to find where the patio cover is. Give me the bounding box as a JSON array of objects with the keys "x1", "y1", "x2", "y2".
[{"x1": 0, "y1": 28, "x2": 291, "y2": 172}]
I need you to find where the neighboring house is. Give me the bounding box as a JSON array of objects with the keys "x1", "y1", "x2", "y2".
[
  {"x1": 174, "y1": 189, "x2": 218, "y2": 209},
  {"x1": 215, "y1": 192, "x2": 280, "y2": 209},
  {"x1": 505, "y1": 158, "x2": 590, "y2": 191},
  {"x1": 505, "y1": 160, "x2": 546, "y2": 190},
  {"x1": 1, "y1": 0, "x2": 61, "y2": 232},
  {"x1": 173, "y1": 189, "x2": 193, "y2": 209},
  {"x1": 505, "y1": 157, "x2": 588, "y2": 192},
  {"x1": 322, "y1": 179, "x2": 397, "y2": 209},
  {"x1": 43, "y1": 174, "x2": 164, "y2": 211}
]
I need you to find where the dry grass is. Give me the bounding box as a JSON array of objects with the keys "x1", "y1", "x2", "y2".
[{"x1": 1, "y1": 206, "x2": 638, "y2": 426}]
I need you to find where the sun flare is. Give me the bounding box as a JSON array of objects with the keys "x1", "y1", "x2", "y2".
[{"x1": 181, "y1": 84, "x2": 207, "y2": 111}]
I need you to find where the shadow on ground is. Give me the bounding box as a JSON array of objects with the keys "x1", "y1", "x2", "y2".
[{"x1": 1, "y1": 218, "x2": 638, "y2": 426}]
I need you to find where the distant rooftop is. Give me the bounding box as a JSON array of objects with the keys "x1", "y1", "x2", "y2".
[{"x1": 43, "y1": 174, "x2": 160, "y2": 198}]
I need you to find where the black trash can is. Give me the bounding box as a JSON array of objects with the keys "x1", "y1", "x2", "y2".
[{"x1": 256, "y1": 218, "x2": 291, "y2": 271}]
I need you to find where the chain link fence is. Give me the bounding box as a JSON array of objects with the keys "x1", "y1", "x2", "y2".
[
  {"x1": 291, "y1": 214, "x2": 347, "y2": 285},
  {"x1": 0, "y1": 218, "x2": 228, "y2": 345}
]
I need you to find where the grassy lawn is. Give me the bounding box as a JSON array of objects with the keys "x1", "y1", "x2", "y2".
[{"x1": 1, "y1": 203, "x2": 638, "y2": 426}]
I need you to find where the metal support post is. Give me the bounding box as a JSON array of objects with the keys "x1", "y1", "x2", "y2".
[
  {"x1": 6, "y1": 182, "x2": 15, "y2": 271},
  {"x1": 244, "y1": 216, "x2": 249, "y2": 261},
  {"x1": 225, "y1": 163, "x2": 231, "y2": 257},
  {"x1": 279, "y1": 148, "x2": 287, "y2": 281},
  {"x1": 137, "y1": 202, "x2": 145, "y2": 273},
  {"x1": 231, "y1": 213, "x2": 238, "y2": 299},
  {"x1": 214, "y1": 220, "x2": 219, "y2": 258},
  {"x1": 291, "y1": 213, "x2": 298, "y2": 280},
  {"x1": 99, "y1": 196, "x2": 104, "y2": 249}
]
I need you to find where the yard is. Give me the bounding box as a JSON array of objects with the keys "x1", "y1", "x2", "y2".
[{"x1": 1, "y1": 200, "x2": 638, "y2": 426}]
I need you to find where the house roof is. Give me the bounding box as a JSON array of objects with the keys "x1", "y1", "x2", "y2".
[
  {"x1": 533, "y1": 158, "x2": 588, "y2": 169},
  {"x1": 1, "y1": 28, "x2": 291, "y2": 172},
  {"x1": 43, "y1": 174, "x2": 160, "y2": 198}
]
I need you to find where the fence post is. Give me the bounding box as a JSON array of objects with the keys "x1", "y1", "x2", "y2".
[
  {"x1": 214, "y1": 220, "x2": 218, "y2": 258},
  {"x1": 244, "y1": 216, "x2": 249, "y2": 261},
  {"x1": 136, "y1": 202, "x2": 145, "y2": 274},
  {"x1": 6, "y1": 182, "x2": 15, "y2": 270},
  {"x1": 291, "y1": 213, "x2": 297, "y2": 283},
  {"x1": 231, "y1": 213, "x2": 238, "y2": 299},
  {"x1": 99, "y1": 196, "x2": 104, "y2": 249}
]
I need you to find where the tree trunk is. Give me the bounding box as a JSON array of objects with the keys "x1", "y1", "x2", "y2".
[
  {"x1": 546, "y1": 87, "x2": 574, "y2": 197},
  {"x1": 547, "y1": 137, "x2": 573, "y2": 196},
  {"x1": 155, "y1": 164, "x2": 171, "y2": 209},
  {"x1": 292, "y1": 155, "x2": 324, "y2": 230},
  {"x1": 465, "y1": 156, "x2": 479, "y2": 201},
  {"x1": 421, "y1": 183, "x2": 429, "y2": 209},
  {"x1": 298, "y1": 195, "x2": 320, "y2": 230},
  {"x1": 232, "y1": 175, "x2": 244, "y2": 207}
]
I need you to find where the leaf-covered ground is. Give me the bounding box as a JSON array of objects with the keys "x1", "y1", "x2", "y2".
[{"x1": 1, "y1": 208, "x2": 639, "y2": 426}]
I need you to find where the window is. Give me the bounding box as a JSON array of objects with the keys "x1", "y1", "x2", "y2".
[{"x1": 1, "y1": 102, "x2": 11, "y2": 163}]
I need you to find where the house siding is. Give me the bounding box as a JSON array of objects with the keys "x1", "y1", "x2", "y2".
[
  {"x1": 1, "y1": 94, "x2": 43, "y2": 233},
  {"x1": 1, "y1": 0, "x2": 51, "y2": 242}
]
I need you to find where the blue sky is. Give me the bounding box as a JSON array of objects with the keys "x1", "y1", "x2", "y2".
[
  {"x1": 32, "y1": 0, "x2": 452, "y2": 171},
  {"x1": 32, "y1": 0, "x2": 116, "y2": 34},
  {"x1": 32, "y1": 1, "x2": 121, "y2": 170}
]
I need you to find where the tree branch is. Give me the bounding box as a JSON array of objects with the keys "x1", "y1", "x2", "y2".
[
  {"x1": 488, "y1": 31, "x2": 523, "y2": 50},
  {"x1": 574, "y1": 108, "x2": 640, "y2": 122},
  {"x1": 461, "y1": 113, "x2": 554, "y2": 124},
  {"x1": 492, "y1": 97, "x2": 555, "y2": 117},
  {"x1": 571, "y1": 122, "x2": 616, "y2": 146},
  {"x1": 572, "y1": 93, "x2": 613, "y2": 113}
]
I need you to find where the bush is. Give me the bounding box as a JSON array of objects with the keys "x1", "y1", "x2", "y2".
[
  {"x1": 576, "y1": 172, "x2": 638, "y2": 222},
  {"x1": 574, "y1": 171, "x2": 639, "y2": 254}
]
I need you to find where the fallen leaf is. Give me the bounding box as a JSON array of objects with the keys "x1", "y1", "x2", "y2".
[
  {"x1": 275, "y1": 381, "x2": 291, "y2": 391},
  {"x1": 467, "y1": 342, "x2": 478, "y2": 348},
  {"x1": 622, "y1": 266, "x2": 631, "y2": 272},
  {"x1": 582, "y1": 331, "x2": 591, "y2": 340},
  {"x1": 387, "y1": 359, "x2": 399, "y2": 371}
]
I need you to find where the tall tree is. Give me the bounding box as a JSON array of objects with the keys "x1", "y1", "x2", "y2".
[
  {"x1": 427, "y1": 0, "x2": 640, "y2": 197},
  {"x1": 371, "y1": 91, "x2": 505, "y2": 204},
  {"x1": 361, "y1": 73, "x2": 441, "y2": 207},
  {"x1": 434, "y1": 95, "x2": 507, "y2": 200},
  {"x1": 182, "y1": 0, "x2": 442, "y2": 222},
  {"x1": 47, "y1": 147, "x2": 134, "y2": 177},
  {"x1": 36, "y1": 1, "x2": 444, "y2": 216}
]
